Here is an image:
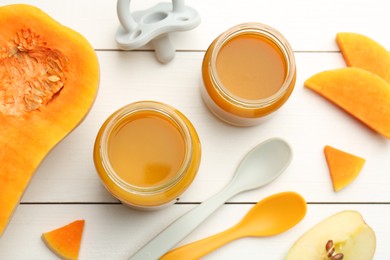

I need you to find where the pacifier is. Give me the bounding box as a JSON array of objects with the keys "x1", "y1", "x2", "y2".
[{"x1": 116, "y1": 0, "x2": 200, "y2": 63}]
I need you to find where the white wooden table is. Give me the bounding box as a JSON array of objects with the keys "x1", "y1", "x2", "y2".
[{"x1": 1, "y1": 0, "x2": 390, "y2": 259}]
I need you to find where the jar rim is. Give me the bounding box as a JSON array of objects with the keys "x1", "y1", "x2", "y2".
[
  {"x1": 209, "y1": 22, "x2": 296, "y2": 109},
  {"x1": 98, "y1": 101, "x2": 193, "y2": 194}
]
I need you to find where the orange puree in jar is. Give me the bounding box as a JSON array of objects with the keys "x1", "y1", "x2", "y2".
[
  {"x1": 201, "y1": 23, "x2": 296, "y2": 126},
  {"x1": 93, "y1": 101, "x2": 201, "y2": 209},
  {"x1": 108, "y1": 111, "x2": 186, "y2": 188},
  {"x1": 216, "y1": 34, "x2": 286, "y2": 100}
]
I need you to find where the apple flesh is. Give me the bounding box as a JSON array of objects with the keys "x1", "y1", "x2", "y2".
[{"x1": 286, "y1": 210, "x2": 376, "y2": 260}]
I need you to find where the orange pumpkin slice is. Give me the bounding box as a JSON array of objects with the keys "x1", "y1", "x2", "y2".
[
  {"x1": 324, "y1": 145, "x2": 365, "y2": 192},
  {"x1": 305, "y1": 67, "x2": 390, "y2": 139},
  {"x1": 42, "y1": 220, "x2": 85, "y2": 260},
  {"x1": 336, "y1": 32, "x2": 390, "y2": 84}
]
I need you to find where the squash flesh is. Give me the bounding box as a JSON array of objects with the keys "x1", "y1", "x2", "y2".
[
  {"x1": 336, "y1": 32, "x2": 390, "y2": 84},
  {"x1": 324, "y1": 145, "x2": 365, "y2": 192},
  {"x1": 0, "y1": 4, "x2": 99, "y2": 236},
  {"x1": 305, "y1": 67, "x2": 390, "y2": 139},
  {"x1": 42, "y1": 220, "x2": 85, "y2": 260}
]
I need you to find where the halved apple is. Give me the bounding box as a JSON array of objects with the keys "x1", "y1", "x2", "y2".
[{"x1": 286, "y1": 210, "x2": 376, "y2": 260}]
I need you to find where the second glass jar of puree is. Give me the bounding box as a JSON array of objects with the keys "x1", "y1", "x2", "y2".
[{"x1": 201, "y1": 22, "x2": 296, "y2": 126}]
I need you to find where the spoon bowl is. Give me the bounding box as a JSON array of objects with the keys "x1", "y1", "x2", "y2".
[
  {"x1": 161, "y1": 192, "x2": 307, "y2": 260},
  {"x1": 228, "y1": 137, "x2": 292, "y2": 193},
  {"x1": 129, "y1": 138, "x2": 293, "y2": 260},
  {"x1": 241, "y1": 191, "x2": 306, "y2": 236}
]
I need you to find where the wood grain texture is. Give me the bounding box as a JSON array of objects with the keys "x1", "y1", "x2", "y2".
[
  {"x1": 0, "y1": 204, "x2": 389, "y2": 259},
  {"x1": 2, "y1": 0, "x2": 390, "y2": 51},
  {"x1": 0, "y1": 0, "x2": 389, "y2": 259}
]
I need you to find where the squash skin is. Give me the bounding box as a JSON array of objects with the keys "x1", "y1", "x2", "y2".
[{"x1": 0, "y1": 4, "x2": 99, "y2": 236}]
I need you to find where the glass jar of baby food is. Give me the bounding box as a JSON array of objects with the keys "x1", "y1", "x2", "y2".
[
  {"x1": 201, "y1": 22, "x2": 296, "y2": 126},
  {"x1": 93, "y1": 101, "x2": 201, "y2": 209}
]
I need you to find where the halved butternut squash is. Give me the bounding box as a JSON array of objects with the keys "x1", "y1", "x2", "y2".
[
  {"x1": 324, "y1": 145, "x2": 365, "y2": 192},
  {"x1": 0, "y1": 4, "x2": 99, "y2": 236},
  {"x1": 42, "y1": 220, "x2": 85, "y2": 260}
]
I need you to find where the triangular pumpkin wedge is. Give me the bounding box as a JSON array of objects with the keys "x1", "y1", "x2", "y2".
[
  {"x1": 42, "y1": 220, "x2": 85, "y2": 260},
  {"x1": 305, "y1": 67, "x2": 390, "y2": 139},
  {"x1": 324, "y1": 145, "x2": 365, "y2": 192},
  {"x1": 336, "y1": 32, "x2": 390, "y2": 84}
]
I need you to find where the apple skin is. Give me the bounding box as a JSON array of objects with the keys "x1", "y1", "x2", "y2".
[{"x1": 286, "y1": 210, "x2": 376, "y2": 260}]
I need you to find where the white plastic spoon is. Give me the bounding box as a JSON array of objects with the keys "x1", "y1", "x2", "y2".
[{"x1": 129, "y1": 137, "x2": 292, "y2": 260}]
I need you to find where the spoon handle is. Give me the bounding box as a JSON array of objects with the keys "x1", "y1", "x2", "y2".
[
  {"x1": 160, "y1": 225, "x2": 242, "y2": 260},
  {"x1": 129, "y1": 186, "x2": 238, "y2": 260}
]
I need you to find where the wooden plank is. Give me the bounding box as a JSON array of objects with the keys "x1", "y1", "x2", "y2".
[
  {"x1": 1, "y1": 0, "x2": 390, "y2": 51},
  {"x1": 0, "y1": 204, "x2": 388, "y2": 259},
  {"x1": 0, "y1": 0, "x2": 389, "y2": 259},
  {"x1": 21, "y1": 51, "x2": 390, "y2": 203}
]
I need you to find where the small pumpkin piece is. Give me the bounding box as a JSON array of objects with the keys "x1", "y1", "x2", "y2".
[
  {"x1": 305, "y1": 67, "x2": 390, "y2": 139},
  {"x1": 324, "y1": 145, "x2": 365, "y2": 192},
  {"x1": 42, "y1": 220, "x2": 85, "y2": 260},
  {"x1": 336, "y1": 32, "x2": 390, "y2": 84}
]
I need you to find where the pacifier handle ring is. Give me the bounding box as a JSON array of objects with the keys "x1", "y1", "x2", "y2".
[
  {"x1": 117, "y1": 0, "x2": 185, "y2": 34},
  {"x1": 117, "y1": 0, "x2": 138, "y2": 33}
]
